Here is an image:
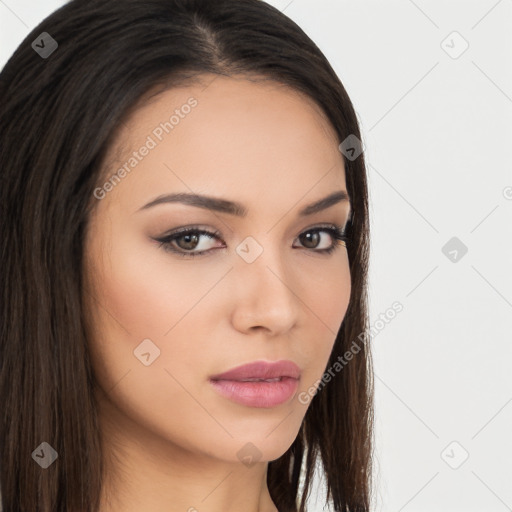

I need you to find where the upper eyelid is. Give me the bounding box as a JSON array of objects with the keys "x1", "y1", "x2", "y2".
[{"x1": 160, "y1": 223, "x2": 345, "y2": 240}]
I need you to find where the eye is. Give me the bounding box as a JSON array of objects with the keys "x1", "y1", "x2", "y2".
[
  {"x1": 155, "y1": 227, "x2": 222, "y2": 257},
  {"x1": 294, "y1": 226, "x2": 348, "y2": 254},
  {"x1": 154, "y1": 224, "x2": 348, "y2": 258}
]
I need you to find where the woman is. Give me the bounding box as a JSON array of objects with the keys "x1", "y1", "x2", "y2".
[{"x1": 0, "y1": 0, "x2": 373, "y2": 510}]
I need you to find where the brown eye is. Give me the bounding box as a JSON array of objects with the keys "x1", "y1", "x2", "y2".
[
  {"x1": 175, "y1": 233, "x2": 201, "y2": 251},
  {"x1": 155, "y1": 227, "x2": 223, "y2": 257},
  {"x1": 292, "y1": 226, "x2": 348, "y2": 255},
  {"x1": 155, "y1": 225, "x2": 347, "y2": 259},
  {"x1": 299, "y1": 231, "x2": 321, "y2": 249}
]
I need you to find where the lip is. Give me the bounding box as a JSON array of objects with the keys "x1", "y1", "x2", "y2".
[
  {"x1": 209, "y1": 360, "x2": 301, "y2": 381},
  {"x1": 209, "y1": 360, "x2": 301, "y2": 408}
]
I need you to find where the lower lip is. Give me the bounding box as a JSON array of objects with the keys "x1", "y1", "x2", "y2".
[{"x1": 209, "y1": 377, "x2": 299, "y2": 408}]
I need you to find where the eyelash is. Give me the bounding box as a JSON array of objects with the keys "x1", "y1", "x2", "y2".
[{"x1": 154, "y1": 224, "x2": 348, "y2": 258}]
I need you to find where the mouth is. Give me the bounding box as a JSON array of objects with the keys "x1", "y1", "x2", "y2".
[{"x1": 208, "y1": 360, "x2": 301, "y2": 408}]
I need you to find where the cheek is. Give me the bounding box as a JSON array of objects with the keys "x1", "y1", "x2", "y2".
[
  {"x1": 300, "y1": 251, "x2": 351, "y2": 334},
  {"x1": 84, "y1": 236, "x2": 224, "y2": 446},
  {"x1": 294, "y1": 255, "x2": 351, "y2": 382},
  {"x1": 84, "y1": 226, "x2": 233, "y2": 394},
  {"x1": 89, "y1": 227, "x2": 224, "y2": 339},
  {"x1": 81, "y1": 231, "x2": 160, "y2": 377}
]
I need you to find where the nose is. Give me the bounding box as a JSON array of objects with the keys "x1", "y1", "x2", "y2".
[{"x1": 229, "y1": 249, "x2": 300, "y2": 336}]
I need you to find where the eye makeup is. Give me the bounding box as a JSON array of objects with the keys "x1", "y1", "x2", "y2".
[{"x1": 153, "y1": 223, "x2": 348, "y2": 258}]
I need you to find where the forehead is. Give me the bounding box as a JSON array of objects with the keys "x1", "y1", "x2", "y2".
[{"x1": 100, "y1": 74, "x2": 347, "y2": 216}]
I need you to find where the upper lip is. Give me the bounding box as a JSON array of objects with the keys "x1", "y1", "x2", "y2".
[{"x1": 209, "y1": 360, "x2": 301, "y2": 381}]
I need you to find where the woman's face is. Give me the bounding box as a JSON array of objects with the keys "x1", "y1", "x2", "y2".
[{"x1": 83, "y1": 74, "x2": 352, "y2": 465}]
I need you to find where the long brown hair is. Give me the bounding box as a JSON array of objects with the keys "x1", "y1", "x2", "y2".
[{"x1": 0, "y1": 1, "x2": 373, "y2": 510}]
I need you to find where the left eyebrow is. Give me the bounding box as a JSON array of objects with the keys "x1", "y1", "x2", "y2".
[
  {"x1": 137, "y1": 190, "x2": 350, "y2": 217},
  {"x1": 298, "y1": 190, "x2": 350, "y2": 216}
]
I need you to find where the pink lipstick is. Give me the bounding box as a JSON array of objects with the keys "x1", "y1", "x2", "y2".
[{"x1": 209, "y1": 360, "x2": 300, "y2": 408}]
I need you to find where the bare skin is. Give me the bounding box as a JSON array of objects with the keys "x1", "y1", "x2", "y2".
[{"x1": 82, "y1": 73, "x2": 352, "y2": 512}]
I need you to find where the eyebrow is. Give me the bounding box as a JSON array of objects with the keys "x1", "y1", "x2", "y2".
[{"x1": 137, "y1": 190, "x2": 350, "y2": 217}]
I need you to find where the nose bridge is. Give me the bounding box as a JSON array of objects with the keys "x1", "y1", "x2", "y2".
[{"x1": 231, "y1": 235, "x2": 299, "y2": 332}]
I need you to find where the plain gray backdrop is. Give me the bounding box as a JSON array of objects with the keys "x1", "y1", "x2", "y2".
[{"x1": 1, "y1": 1, "x2": 511, "y2": 511}]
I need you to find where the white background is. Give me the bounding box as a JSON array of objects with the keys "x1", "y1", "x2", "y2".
[{"x1": 1, "y1": 1, "x2": 511, "y2": 511}]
